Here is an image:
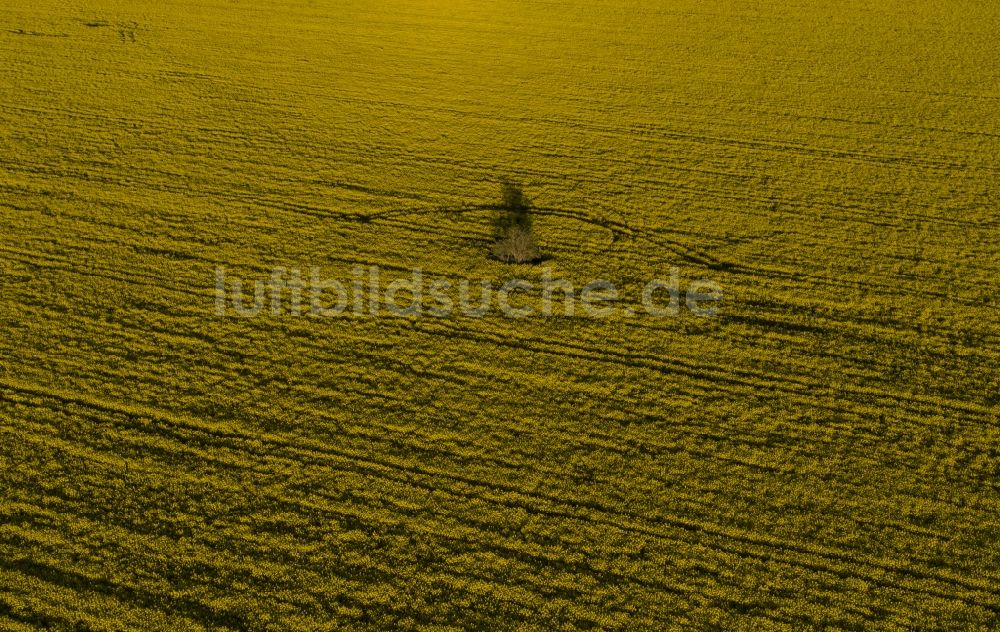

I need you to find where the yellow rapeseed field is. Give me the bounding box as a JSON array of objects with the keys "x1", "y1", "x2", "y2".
[{"x1": 1, "y1": 0, "x2": 998, "y2": 629}]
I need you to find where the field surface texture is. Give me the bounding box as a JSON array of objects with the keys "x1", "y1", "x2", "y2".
[{"x1": 1, "y1": 0, "x2": 999, "y2": 629}]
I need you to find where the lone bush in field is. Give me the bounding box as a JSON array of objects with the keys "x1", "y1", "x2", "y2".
[{"x1": 491, "y1": 182, "x2": 541, "y2": 264}]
